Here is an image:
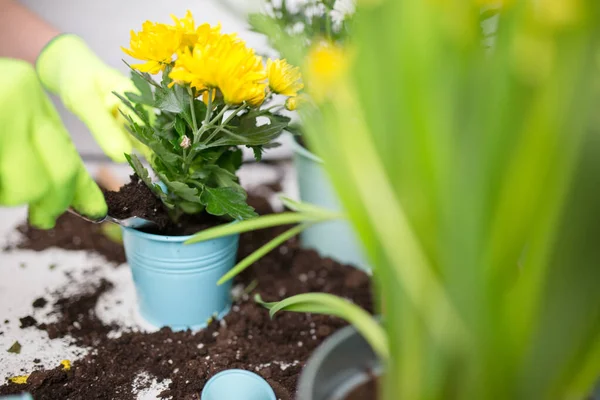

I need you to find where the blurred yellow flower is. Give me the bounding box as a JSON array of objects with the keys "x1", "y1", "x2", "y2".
[
  {"x1": 536, "y1": 0, "x2": 582, "y2": 28},
  {"x1": 122, "y1": 21, "x2": 181, "y2": 74},
  {"x1": 267, "y1": 59, "x2": 303, "y2": 97},
  {"x1": 305, "y1": 41, "x2": 349, "y2": 102},
  {"x1": 170, "y1": 34, "x2": 267, "y2": 106}
]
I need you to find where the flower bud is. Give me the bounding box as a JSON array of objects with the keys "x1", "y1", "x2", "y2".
[
  {"x1": 285, "y1": 96, "x2": 298, "y2": 111},
  {"x1": 180, "y1": 135, "x2": 191, "y2": 149}
]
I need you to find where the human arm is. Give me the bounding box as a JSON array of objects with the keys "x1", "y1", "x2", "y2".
[{"x1": 0, "y1": 0, "x2": 59, "y2": 64}]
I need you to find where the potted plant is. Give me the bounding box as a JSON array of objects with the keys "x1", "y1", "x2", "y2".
[
  {"x1": 107, "y1": 11, "x2": 302, "y2": 330},
  {"x1": 191, "y1": 1, "x2": 600, "y2": 398},
  {"x1": 244, "y1": 0, "x2": 370, "y2": 270}
]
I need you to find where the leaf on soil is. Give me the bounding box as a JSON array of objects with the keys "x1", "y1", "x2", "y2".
[{"x1": 7, "y1": 341, "x2": 21, "y2": 354}]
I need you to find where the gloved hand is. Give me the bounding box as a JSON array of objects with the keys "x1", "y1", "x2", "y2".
[
  {"x1": 0, "y1": 59, "x2": 106, "y2": 229},
  {"x1": 36, "y1": 34, "x2": 136, "y2": 163}
]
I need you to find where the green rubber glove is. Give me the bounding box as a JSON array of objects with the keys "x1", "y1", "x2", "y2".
[
  {"x1": 37, "y1": 34, "x2": 135, "y2": 163},
  {"x1": 0, "y1": 59, "x2": 107, "y2": 229}
]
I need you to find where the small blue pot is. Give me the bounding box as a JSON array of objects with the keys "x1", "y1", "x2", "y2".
[
  {"x1": 121, "y1": 226, "x2": 239, "y2": 330},
  {"x1": 202, "y1": 369, "x2": 276, "y2": 400},
  {"x1": 291, "y1": 138, "x2": 369, "y2": 271}
]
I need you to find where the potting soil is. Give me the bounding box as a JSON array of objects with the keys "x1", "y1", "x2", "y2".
[
  {"x1": 104, "y1": 174, "x2": 236, "y2": 237},
  {"x1": 103, "y1": 174, "x2": 171, "y2": 231},
  {"x1": 5, "y1": 212, "x2": 126, "y2": 265},
  {"x1": 0, "y1": 194, "x2": 373, "y2": 400}
]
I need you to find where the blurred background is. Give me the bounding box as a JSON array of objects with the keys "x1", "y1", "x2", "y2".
[{"x1": 17, "y1": 0, "x2": 294, "y2": 161}]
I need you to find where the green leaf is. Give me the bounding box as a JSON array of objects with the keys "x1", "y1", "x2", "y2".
[
  {"x1": 255, "y1": 293, "x2": 389, "y2": 360},
  {"x1": 200, "y1": 187, "x2": 257, "y2": 220},
  {"x1": 155, "y1": 85, "x2": 188, "y2": 114},
  {"x1": 218, "y1": 223, "x2": 312, "y2": 285},
  {"x1": 125, "y1": 153, "x2": 153, "y2": 187},
  {"x1": 157, "y1": 173, "x2": 201, "y2": 203},
  {"x1": 279, "y1": 196, "x2": 340, "y2": 217},
  {"x1": 122, "y1": 116, "x2": 180, "y2": 165},
  {"x1": 114, "y1": 92, "x2": 151, "y2": 126},
  {"x1": 251, "y1": 146, "x2": 263, "y2": 162},
  {"x1": 124, "y1": 154, "x2": 170, "y2": 207},
  {"x1": 184, "y1": 210, "x2": 341, "y2": 244},
  {"x1": 189, "y1": 165, "x2": 241, "y2": 192},
  {"x1": 125, "y1": 71, "x2": 154, "y2": 106},
  {"x1": 189, "y1": 99, "x2": 207, "y2": 126},
  {"x1": 211, "y1": 113, "x2": 291, "y2": 148},
  {"x1": 7, "y1": 341, "x2": 21, "y2": 354},
  {"x1": 175, "y1": 116, "x2": 187, "y2": 138},
  {"x1": 218, "y1": 148, "x2": 243, "y2": 174},
  {"x1": 178, "y1": 201, "x2": 205, "y2": 214}
]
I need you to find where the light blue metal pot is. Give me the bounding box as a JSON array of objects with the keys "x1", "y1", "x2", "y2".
[
  {"x1": 291, "y1": 138, "x2": 369, "y2": 271},
  {"x1": 121, "y1": 226, "x2": 239, "y2": 331},
  {"x1": 202, "y1": 369, "x2": 276, "y2": 400}
]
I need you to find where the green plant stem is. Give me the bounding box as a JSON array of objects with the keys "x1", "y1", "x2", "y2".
[
  {"x1": 203, "y1": 88, "x2": 214, "y2": 128},
  {"x1": 183, "y1": 87, "x2": 200, "y2": 173},
  {"x1": 202, "y1": 105, "x2": 246, "y2": 144},
  {"x1": 204, "y1": 104, "x2": 231, "y2": 134},
  {"x1": 325, "y1": 13, "x2": 332, "y2": 40},
  {"x1": 188, "y1": 87, "x2": 199, "y2": 139},
  {"x1": 218, "y1": 127, "x2": 247, "y2": 142}
]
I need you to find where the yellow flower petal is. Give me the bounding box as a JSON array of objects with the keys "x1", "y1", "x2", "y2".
[
  {"x1": 9, "y1": 375, "x2": 29, "y2": 384},
  {"x1": 170, "y1": 32, "x2": 268, "y2": 106},
  {"x1": 267, "y1": 59, "x2": 304, "y2": 97},
  {"x1": 60, "y1": 359, "x2": 71, "y2": 371},
  {"x1": 285, "y1": 97, "x2": 298, "y2": 111},
  {"x1": 121, "y1": 21, "x2": 181, "y2": 74}
]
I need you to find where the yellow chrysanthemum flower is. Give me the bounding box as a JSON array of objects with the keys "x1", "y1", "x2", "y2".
[
  {"x1": 266, "y1": 59, "x2": 304, "y2": 97},
  {"x1": 170, "y1": 34, "x2": 267, "y2": 106},
  {"x1": 170, "y1": 11, "x2": 223, "y2": 50},
  {"x1": 169, "y1": 46, "x2": 210, "y2": 92},
  {"x1": 122, "y1": 21, "x2": 181, "y2": 74}
]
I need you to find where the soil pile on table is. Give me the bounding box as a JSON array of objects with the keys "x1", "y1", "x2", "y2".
[
  {"x1": 37, "y1": 279, "x2": 117, "y2": 346},
  {"x1": 0, "y1": 195, "x2": 373, "y2": 400},
  {"x1": 103, "y1": 174, "x2": 228, "y2": 236},
  {"x1": 102, "y1": 174, "x2": 171, "y2": 231},
  {"x1": 4, "y1": 212, "x2": 126, "y2": 265}
]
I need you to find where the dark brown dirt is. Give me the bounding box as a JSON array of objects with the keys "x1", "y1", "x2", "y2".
[
  {"x1": 345, "y1": 377, "x2": 378, "y2": 400},
  {"x1": 18, "y1": 316, "x2": 37, "y2": 329},
  {"x1": 37, "y1": 279, "x2": 117, "y2": 346},
  {"x1": 140, "y1": 212, "x2": 225, "y2": 237},
  {"x1": 5, "y1": 213, "x2": 126, "y2": 265},
  {"x1": 102, "y1": 174, "x2": 171, "y2": 230},
  {"x1": 0, "y1": 194, "x2": 373, "y2": 400},
  {"x1": 32, "y1": 297, "x2": 47, "y2": 308},
  {"x1": 103, "y1": 174, "x2": 225, "y2": 236}
]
